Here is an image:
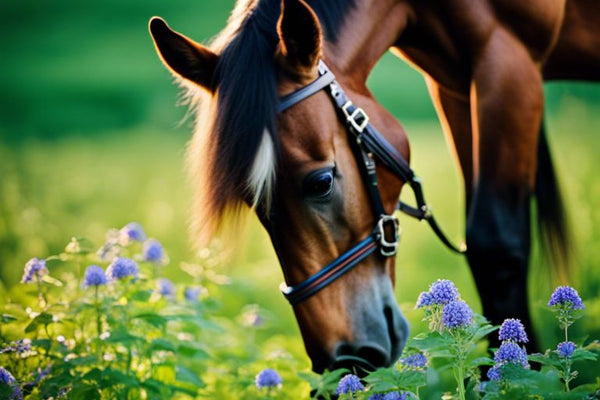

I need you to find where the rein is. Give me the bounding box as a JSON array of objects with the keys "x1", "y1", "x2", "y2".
[{"x1": 278, "y1": 61, "x2": 466, "y2": 306}]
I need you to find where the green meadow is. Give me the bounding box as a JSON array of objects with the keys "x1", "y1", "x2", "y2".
[{"x1": 1, "y1": 0, "x2": 600, "y2": 397}]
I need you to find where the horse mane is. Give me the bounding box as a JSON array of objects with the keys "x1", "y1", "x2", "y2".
[{"x1": 184, "y1": 0, "x2": 356, "y2": 246}]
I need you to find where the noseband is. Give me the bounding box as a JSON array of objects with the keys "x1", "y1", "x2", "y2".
[{"x1": 278, "y1": 61, "x2": 465, "y2": 305}]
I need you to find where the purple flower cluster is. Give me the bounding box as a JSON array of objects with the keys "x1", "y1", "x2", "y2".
[
  {"x1": 143, "y1": 239, "x2": 164, "y2": 263},
  {"x1": 416, "y1": 279, "x2": 459, "y2": 308},
  {"x1": 119, "y1": 222, "x2": 147, "y2": 245},
  {"x1": 498, "y1": 319, "x2": 528, "y2": 343},
  {"x1": 548, "y1": 286, "x2": 584, "y2": 310},
  {"x1": 0, "y1": 366, "x2": 15, "y2": 384},
  {"x1": 0, "y1": 339, "x2": 32, "y2": 355},
  {"x1": 400, "y1": 352, "x2": 428, "y2": 369},
  {"x1": 84, "y1": 265, "x2": 107, "y2": 287},
  {"x1": 369, "y1": 392, "x2": 408, "y2": 400},
  {"x1": 494, "y1": 341, "x2": 529, "y2": 368},
  {"x1": 21, "y1": 258, "x2": 49, "y2": 283},
  {"x1": 557, "y1": 341, "x2": 576, "y2": 358},
  {"x1": 486, "y1": 365, "x2": 502, "y2": 381},
  {"x1": 255, "y1": 368, "x2": 282, "y2": 389},
  {"x1": 0, "y1": 367, "x2": 22, "y2": 400},
  {"x1": 106, "y1": 257, "x2": 139, "y2": 280},
  {"x1": 336, "y1": 374, "x2": 364, "y2": 395},
  {"x1": 184, "y1": 286, "x2": 201, "y2": 302},
  {"x1": 157, "y1": 278, "x2": 175, "y2": 298},
  {"x1": 442, "y1": 300, "x2": 473, "y2": 329}
]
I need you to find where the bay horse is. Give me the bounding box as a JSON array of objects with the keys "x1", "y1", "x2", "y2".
[{"x1": 149, "y1": 0, "x2": 599, "y2": 372}]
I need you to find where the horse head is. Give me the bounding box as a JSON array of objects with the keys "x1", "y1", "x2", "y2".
[{"x1": 149, "y1": 0, "x2": 411, "y2": 373}]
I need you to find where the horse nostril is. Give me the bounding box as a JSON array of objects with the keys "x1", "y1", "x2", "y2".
[
  {"x1": 331, "y1": 342, "x2": 391, "y2": 375},
  {"x1": 356, "y1": 344, "x2": 390, "y2": 368}
]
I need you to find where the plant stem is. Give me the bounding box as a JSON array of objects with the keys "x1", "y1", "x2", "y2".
[
  {"x1": 456, "y1": 364, "x2": 466, "y2": 400},
  {"x1": 36, "y1": 276, "x2": 47, "y2": 308},
  {"x1": 564, "y1": 359, "x2": 572, "y2": 392},
  {"x1": 564, "y1": 325, "x2": 568, "y2": 342},
  {"x1": 95, "y1": 286, "x2": 102, "y2": 338}
]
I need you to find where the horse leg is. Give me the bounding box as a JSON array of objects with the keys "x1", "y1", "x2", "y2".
[
  {"x1": 467, "y1": 28, "x2": 544, "y2": 352},
  {"x1": 425, "y1": 78, "x2": 474, "y2": 211}
]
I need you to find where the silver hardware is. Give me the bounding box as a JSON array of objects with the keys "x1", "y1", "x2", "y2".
[
  {"x1": 377, "y1": 215, "x2": 401, "y2": 256},
  {"x1": 341, "y1": 101, "x2": 370, "y2": 133},
  {"x1": 421, "y1": 205, "x2": 433, "y2": 219}
]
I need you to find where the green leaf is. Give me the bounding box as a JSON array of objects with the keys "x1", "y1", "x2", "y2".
[
  {"x1": 105, "y1": 329, "x2": 144, "y2": 345},
  {"x1": 304, "y1": 368, "x2": 349, "y2": 399},
  {"x1": 132, "y1": 313, "x2": 168, "y2": 329},
  {"x1": 409, "y1": 331, "x2": 452, "y2": 352},
  {"x1": 471, "y1": 323, "x2": 498, "y2": 342},
  {"x1": 68, "y1": 355, "x2": 98, "y2": 366},
  {"x1": 131, "y1": 290, "x2": 153, "y2": 302},
  {"x1": 25, "y1": 312, "x2": 55, "y2": 333},
  {"x1": 151, "y1": 338, "x2": 177, "y2": 353},
  {"x1": 1, "y1": 314, "x2": 17, "y2": 323},
  {"x1": 176, "y1": 365, "x2": 205, "y2": 388},
  {"x1": 571, "y1": 348, "x2": 598, "y2": 362},
  {"x1": 177, "y1": 343, "x2": 210, "y2": 359},
  {"x1": 364, "y1": 367, "x2": 426, "y2": 393},
  {"x1": 468, "y1": 356, "x2": 494, "y2": 369}
]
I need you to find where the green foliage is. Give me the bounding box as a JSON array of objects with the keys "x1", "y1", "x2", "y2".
[{"x1": 0, "y1": 225, "x2": 309, "y2": 399}]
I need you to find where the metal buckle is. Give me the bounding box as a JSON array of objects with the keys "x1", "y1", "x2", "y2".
[
  {"x1": 376, "y1": 215, "x2": 401, "y2": 256},
  {"x1": 341, "y1": 101, "x2": 370, "y2": 133}
]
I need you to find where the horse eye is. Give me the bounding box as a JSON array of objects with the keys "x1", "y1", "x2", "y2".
[{"x1": 303, "y1": 168, "x2": 335, "y2": 201}]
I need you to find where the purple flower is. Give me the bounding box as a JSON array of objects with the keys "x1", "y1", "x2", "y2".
[
  {"x1": 548, "y1": 286, "x2": 584, "y2": 310},
  {"x1": 0, "y1": 366, "x2": 16, "y2": 384},
  {"x1": 415, "y1": 291, "x2": 433, "y2": 308},
  {"x1": 84, "y1": 265, "x2": 107, "y2": 287},
  {"x1": 557, "y1": 341, "x2": 576, "y2": 358},
  {"x1": 336, "y1": 374, "x2": 364, "y2": 395},
  {"x1": 400, "y1": 352, "x2": 428, "y2": 369},
  {"x1": 21, "y1": 258, "x2": 49, "y2": 283},
  {"x1": 494, "y1": 342, "x2": 529, "y2": 367},
  {"x1": 143, "y1": 239, "x2": 164, "y2": 263},
  {"x1": 119, "y1": 222, "x2": 147, "y2": 245},
  {"x1": 487, "y1": 365, "x2": 502, "y2": 381},
  {"x1": 157, "y1": 278, "x2": 175, "y2": 297},
  {"x1": 442, "y1": 300, "x2": 473, "y2": 329},
  {"x1": 498, "y1": 318, "x2": 528, "y2": 343},
  {"x1": 106, "y1": 257, "x2": 139, "y2": 280},
  {"x1": 429, "y1": 279, "x2": 460, "y2": 305},
  {"x1": 255, "y1": 368, "x2": 282, "y2": 388},
  {"x1": 0, "y1": 340, "x2": 32, "y2": 355},
  {"x1": 369, "y1": 395, "x2": 386, "y2": 400},
  {"x1": 185, "y1": 287, "x2": 200, "y2": 302},
  {"x1": 383, "y1": 392, "x2": 408, "y2": 400}
]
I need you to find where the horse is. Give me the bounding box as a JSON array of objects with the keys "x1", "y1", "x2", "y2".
[{"x1": 149, "y1": 0, "x2": 599, "y2": 373}]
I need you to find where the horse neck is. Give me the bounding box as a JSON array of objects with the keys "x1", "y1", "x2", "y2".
[{"x1": 323, "y1": 0, "x2": 410, "y2": 89}]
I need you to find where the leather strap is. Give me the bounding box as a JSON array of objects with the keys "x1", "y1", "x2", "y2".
[
  {"x1": 278, "y1": 69, "x2": 336, "y2": 113},
  {"x1": 280, "y1": 234, "x2": 379, "y2": 305}
]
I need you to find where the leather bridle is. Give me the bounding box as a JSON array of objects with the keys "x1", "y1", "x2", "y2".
[{"x1": 277, "y1": 60, "x2": 465, "y2": 306}]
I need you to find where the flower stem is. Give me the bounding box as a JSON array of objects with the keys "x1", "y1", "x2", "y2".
[
  {"x1": 564, "y1": 359, "x2": 572, "y2": 392},
  {"x1": 456, "y1": 364, "x2": 466, "y2": 400},
  {"x1": 95, "y1": 286, "x2": 102, "y2": 338},
  {"x1": 36, "y1": 276, "x2": 47, "y2": 308},
  {"x1": 564, "y1": 325, "x2": 568, "y2": 342}
]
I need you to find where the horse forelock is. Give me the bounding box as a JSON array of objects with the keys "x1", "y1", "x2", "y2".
[{"x1": 183, "y1": 0, "x2": 356, "y2": 246}]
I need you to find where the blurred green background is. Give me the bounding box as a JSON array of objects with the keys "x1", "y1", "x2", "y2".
[{"x1": 1, "y1": 0, "x2": 600, "y2": 373}]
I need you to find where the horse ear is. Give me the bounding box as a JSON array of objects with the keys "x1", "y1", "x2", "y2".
[
  {"x1": 149, "y1": 17, "x2": 218, "y2": 91},
  {"x1": 277, "y1": 0, "x2": 322, "y2": 72}
]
